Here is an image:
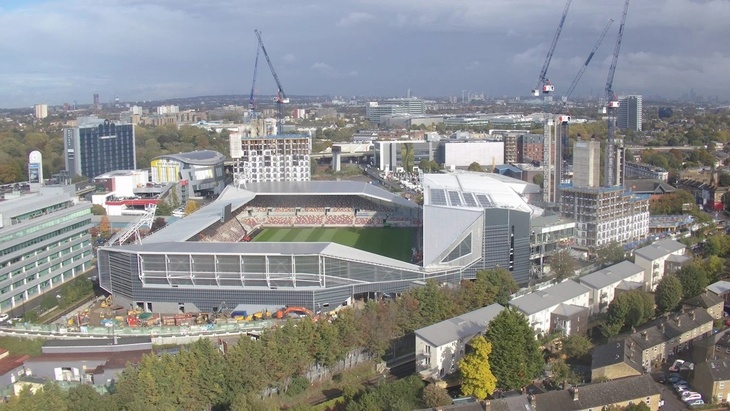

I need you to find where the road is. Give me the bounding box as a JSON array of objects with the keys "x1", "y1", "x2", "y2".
[{"x1": 5, "y1": 267, "x2": 101, "y2": 320}]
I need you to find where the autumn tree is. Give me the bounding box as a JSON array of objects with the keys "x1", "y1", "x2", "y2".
[
  {"x1": 485, "y1": 308, "x2": 544, "y2": 390},
  {"x1": 459, "y1": 336, "x2": 498, "y2": 399},
  {"x1": 99, "y1": 215, "x2": 111, "y2": 239},
  {"x1": 595, "y1": 241, "x2": 625, "y2": 267},
  {"x1": 184, "y1": 200, "x2": 201, "y2": 216},
  {"x1": 150, "y1": 217, "x2": 167, "y2": 232},
  {"x1": 560, "y1": 333, "x2": 592, "y2": 359},
  {"x1": 654, "y1": 275, "x2": 683, "y2": 314}
]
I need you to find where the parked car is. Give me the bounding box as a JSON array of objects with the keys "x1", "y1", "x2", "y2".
[
  {"x1": 0, "y1": 313, "x2": 8, "y2": 323},
  {"x1": 657, "y1": 373, "x2": 667, "y2": 383},
  {"x1": 669, "y1": 359, "x2": 685, "y2": 372},
  {"x1": 681, "y1": 391, "x2": 700, "y2": 400},
  {"x1": 682, "y1": 393, "x2": 702, "y2": 403},
  {"x1": 672, "y1": 380, "x2": 688, "y2": 390},
  {"x1": 668, "y1": 373, "x2": 682, "y2": 383},
  {"x1": 686, "y1": 399, "x2": 704, "y2": 406}
]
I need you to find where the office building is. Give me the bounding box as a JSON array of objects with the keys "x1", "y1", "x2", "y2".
[
  {"x1": 374, "y1": 140, "x2": 436, "y2": 172},
  {"x1": 231, "y1": 133, "x2": 311, "y2": 184},
  {"x1": 617, "y1": 95, "x2": 642, "y2": 131},
  {"x1": 63, "y1": 117, "x2": 136, "y2": 179},
  {"x1": 34, "y1": 104, "x2": 48, "y2": 120},
  {"x1": 0, "y1": 185, "x2": 93, "y2": 314},
  {"x1": 560, "y1": 186, "x2": 650, "y2": 251},
  {"x1": 365, "y1": 98, "x2": 425, "y2": 124},
  {"x1": 573, "y1": 140, "x2": 601, "y2": 188}
]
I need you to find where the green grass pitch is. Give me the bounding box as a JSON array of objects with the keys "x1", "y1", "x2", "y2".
[{"x1": 252, "y1": 227, "x2": 415, "y2": 262}]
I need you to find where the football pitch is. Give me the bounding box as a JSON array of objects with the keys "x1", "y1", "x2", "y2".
[{"x1": 252, "y1": 227, "x2": 415, "y2": 262}]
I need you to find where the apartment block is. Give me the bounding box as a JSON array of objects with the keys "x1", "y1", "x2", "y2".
[{"x1": 233, "y1": 134, "x2": 311, "y2": 184}]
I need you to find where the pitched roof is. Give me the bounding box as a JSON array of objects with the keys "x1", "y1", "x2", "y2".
[
  {"x1": 628, "y1": 308, "x2": 714, "y2": 351},
  {"x1": 509, "y1": 281, "x2": 590, "y2": 316},
  {"x1": 625, "y1": 179, "x2": 676, "y2": 194},
  {"x1": 683, "y1": 292, "x2": 724, "y2": 310},
  {"x1": 579, "y1": 261, "x2": 645, "y2": 290},
  {"x1": 0, "y1": 354, "x2": 29, "y2": 376},
  {"x1": 707, "y1": 280, "x2": 730, "y2": 296},
  {"x1": 695, "y1": 359, "x2": 730, "y2": 382},
  {"x1": 534, "y1": 375, "x2": 660, "y2": 411},
  {"x1": 634, "y1": 238, "x2": 686, "y2": 261},
  {"x1": 591, "y1": 338, "x2": 643, "y2": 373},
  {"x1": 415, "y1": 304, "x2": 505, "y2": 347}
]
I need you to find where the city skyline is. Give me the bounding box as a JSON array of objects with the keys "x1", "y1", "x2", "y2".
[{"x1": 0, "y1": 0, "x2": 728, "y2": 108}]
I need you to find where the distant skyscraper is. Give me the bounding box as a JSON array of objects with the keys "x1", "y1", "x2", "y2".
[
  {"x1": 34, "y1": 104, "x2": 48, "y2": 119},
  {"x1": 93, "y1": 93, "x2": 101, "y2": 111},
  {"x1": 573, "y1": 140, "x2": 601, "y2": 188},
  {"x1": 63, "y1": 117, "x2": 136, "y2": 178},
  {"x1": 617, "y1": 95, "x2": 642, "y2": 131}
]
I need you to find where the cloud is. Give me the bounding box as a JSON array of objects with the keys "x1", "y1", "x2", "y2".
[
  {"x1": 310, "y1": 62, "x2": 358, "y2": 78},
  {"x1": 335, "y1": 11, "x2": 374, "y2": 28}
]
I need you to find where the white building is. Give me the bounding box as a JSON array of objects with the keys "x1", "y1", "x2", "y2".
[
  {"x1": 34, "y1": 104, "x2": 48, "y2": 119},
  {"x1": 573, "y1": 140, "x2": 601, "y2": 188},
  {"x1": 438, "y1": 141, "x2": 505, "y2": 169},
  {"x1": 156, "y1": 105, "x2": 179, "y2": 115},
  {"x1": 415, "y1": 303, "x2": 504, "y2": 380},
  {"x1": 633, "y1": 238, "x2": 688, "y2": 291},
  {"x1": 579, "y1": 261, "x2": 646, "y2": 313},
  {"x1": 509, "y1": 280, "x2": 591, "y2": 336}
]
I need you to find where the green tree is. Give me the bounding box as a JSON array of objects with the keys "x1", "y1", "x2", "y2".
[
  {"x1": 67, "y1": 384, "x2": 117, "y2": 411},
  {"x1": 422, "y1": 384, "x2": 452, "y2": 408},
  {"x1": 485, "y1": 308, "x2": 544, "y2": 390},
  {"x1": 549, "y1": 358, "x2": 580, "y2": 385},
  {"x1": 459, "y1": 336, "x2": 497, "y2": 399},
  {"x1": 91, "y1": 204, "x2": 106, "y2": 215},
  {"x1": 676, "y1": 262, "x2": 709, "y2": 299},
  {"x1": 156, "y1": 199, "x2": 173, "y2": 216},
  {"x1": 595, "y1": 241, "x2": 625, "y2": 266},
  {"x1": 532, "y1": 173, "x2": 544, "y2": 188},
  {"x1": 654, "y1": 275, "x2": 683, "y2": 314},
  {"x1": 480, "y1": 268, "x2": 519, "y2": 306},
  {"x1": 467, "y1": 162, "x2": 484, "y2": 172},
  {"x1": 560, "y1": 333, "x2": 592, "y2": 359},
  {"x1": 549, "y1": 249, "x2": 576, "y2": 282}
]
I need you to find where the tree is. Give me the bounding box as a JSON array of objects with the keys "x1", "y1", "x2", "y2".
[
  {"x1": 560, "y1": 333, "x2": 592, "y2": 359},
  {"x1": 467, "y1": 162, "x2": 484, "y2": 172},
  {"x1": 532, "y1": 174, "x2": 544, "y2": 188},
  {"x1": 549, "y1": 249, "x2": 576, "y2": 282},
  {"x1": 655, "y1": 275, "x2": 683, "y2": 314},
  {"x1": 479, "y1": 268, "x2": 519, "y2": 306},
  {"x1": 156, "y1": 199, "x2": 173, "y2": 216},
  {"x1": 604, "y1": 290, "x2": 655, "y2": 333},
  {"x1": 549, "y1": 358, "x2": 579, "y2": 385},
  {"x1": 485, "y1": 308, "x2": 544, "y2": 390},
  {"x1": 150, "y1": 217, "x2": 167, "y2": 232},
  {"x1": 422, "y1": 384, "x2": 452, "y2": 408},
  {"x1": 459, "y1": 336, "x2": 498, "y2": 399},
  {"x1": 595, "y1": 241, "x2": 625, "y2": 267},
  {"x1": 99, "y1": 215, "x2": 111, "y2": 238},
  {"x1": 676, "y1": 262, "x2": 709, "y2": 299},
  {"x1": 91, "y1": 204, "x2": 106, "y2": 215},
  {"x1": 184, "y1": 200, "x2": 200, "y2": 216}
]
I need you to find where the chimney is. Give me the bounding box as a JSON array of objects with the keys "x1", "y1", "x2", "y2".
[
  {"x1": 643, "y1": 331, "x2": 649, "y2": 341},
  {"x1": 676, "y1": 317, "x2": 681, "y2": 327},
  {"x1": 659, "y1": 323, "x2": 665, "y2": 334},
  {"x1": 690, "y1": 311, "x2": 696, "y2": 321},
  {"x1": 571, "y1": 387, "x2": 579, "y2": 401}
]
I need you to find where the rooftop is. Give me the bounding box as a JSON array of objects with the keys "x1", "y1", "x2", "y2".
[
  {"x1": 534, "y1": 375, "x2": 660, "y2": 411},
  {"x1": 153, "y1": 150, "x2": 227, "y2": 165},
  {"x1": 634, "y1": 238, "x2": 686, "y2": 261},
  {"x1": 415, "y1": 303, "x2": 505, "y2": 347},
  {"x1": 509, "y1": 281, "x2": 590, "y2": 316},
  {"x1": 696, "y1": 359, "x2": 730, "y2": 382},
  {"x1": 579, "y1": 261, "x2": 645, "y2": 290},
  {"x1": 707, "y1": 280, "x2": 730, "y2": 296}
]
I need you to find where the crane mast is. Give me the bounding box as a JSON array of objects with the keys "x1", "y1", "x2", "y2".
[
  {"x1": 249, "y1": 45, "x2": 260, "y2": 113},
  {"x1": 532, "y1": 0, "x2": 573, "y2": 97},
  {"x1": 604, "y1": 0, "x2": 631, "y2": 187},
  {"x1": 255, "y1": 29, "x2": 289, "y2": 135}
]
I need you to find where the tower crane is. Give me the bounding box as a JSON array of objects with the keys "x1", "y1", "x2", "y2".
[
  {"x1": 248, "y1": 43, "x2": 260, "y2": 118},
  {"x1": 254, "y1": 29, "x2": 289, "y2": 135},
  {"x1": 564, "y1": 19, "x2": 614, "y2": 103},
  {"x1": 532, "y1": 0, "x2": 573, "y2": 97},
  {"x1": 604, "y1": 0, "x2": 631, "y2": 187}
]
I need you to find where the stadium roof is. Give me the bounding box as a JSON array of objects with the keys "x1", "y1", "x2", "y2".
[
  {"x1": 103, "y1": 241, "x2": 422, "y2": 272},
  {"x1": 152, "y1": 150, "x2": 226, "y2": 165},
  {"x1": 240, "y1": 181, "x2": 418, "y2": 209},
  {"x1": 422, "y1": 171, "x2": 539, "y2": 215}
]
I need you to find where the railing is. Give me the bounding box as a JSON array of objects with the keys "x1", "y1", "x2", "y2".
[{"x1": 0, "y1": 320, "x2": 275, "y2": 339}]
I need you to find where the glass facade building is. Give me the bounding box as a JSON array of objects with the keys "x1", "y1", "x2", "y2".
[
  {"x1": 64, "y1": 117, "x2": 136, "y2": 179},
  {"x1": 0, "y1": 186, "x2": 93, "y2": 313}
]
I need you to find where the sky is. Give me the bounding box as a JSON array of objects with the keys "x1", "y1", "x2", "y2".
[{"x1": 0, "y1": 0, "x2": 728, "y2": 108}]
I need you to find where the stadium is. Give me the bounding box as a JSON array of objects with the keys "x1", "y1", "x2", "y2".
[{"x1": 97, "y1": 173, "x2": 540, "y2": 313}]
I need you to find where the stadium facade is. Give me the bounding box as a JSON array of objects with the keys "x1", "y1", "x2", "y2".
[{"x1": 98, "y1": 174, "x2": 546, "y2": 313}]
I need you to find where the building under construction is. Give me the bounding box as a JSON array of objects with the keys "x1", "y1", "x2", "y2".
[
  {"x1": 230, "y1": 133, "x2": 311, "y2": 185},
  {"x1": 560, "y1": 185, "x2": 649, "y2": 251}
]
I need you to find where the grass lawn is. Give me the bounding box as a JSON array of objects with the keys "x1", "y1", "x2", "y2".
[
  {"x1": 0, "y1": 336, "x2": 45, "y2": 357},
  {"x1": 253, "y1": 227, "x2": 414, "y2": 262}
]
